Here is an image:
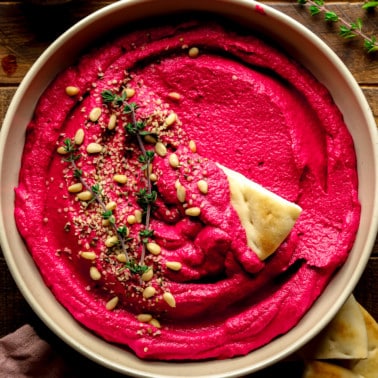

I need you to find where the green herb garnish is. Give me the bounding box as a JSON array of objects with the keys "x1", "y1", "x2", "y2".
[{"x1": 298, "y1": 0, "x2": 378, "y2": 53}]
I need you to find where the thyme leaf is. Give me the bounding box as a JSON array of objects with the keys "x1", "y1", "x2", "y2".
[
  {"x1": 324, "y1": 11, "x2": 338, "y2": 22},
  {"x1": 124, "y1": 102, "x2": 139, "y2": 114},
  {"x1": 101, "y1": 89, "x2": 126, "y2": 107},
  {"x1": 362, "y1": 1, "x2": 378, "y2": 10},
  {"x1": 125, "y1": 259, "x2": 149, "y2": 275}
]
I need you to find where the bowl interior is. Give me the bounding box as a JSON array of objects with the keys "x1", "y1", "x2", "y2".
[{"x1": 1, "y1": 0, "x2": 377, "y2": 377}]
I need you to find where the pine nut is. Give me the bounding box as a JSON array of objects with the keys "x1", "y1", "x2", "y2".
[
  {"x1": 197, "y1": 180, "x2": 208, "y2": 194},
  {"x1": 89, "y1": 266, "x2": 101, "y2": 281},
  {"x1": 144, "y1": 135, "x2": 157, "y2": 144},
  {"x1": 149, "y1": 318, "x2": 161, "y2": 328},
  {"x1": 68, "y1": 182, "x2": 83, "y2": 193},
  {"x1": 74, "y1": 128, "x2": 85, "y2": 145},
  {"x1": 166, "y1": 261, "x2": 182, "y2": 271},
  {"x1": 105, "y1": 296, "x2": 119, "y2": 310},
  {"x1": 176, "y1": 184, "x2": 186, "y2": 203},
  {"x1": 108, "y1": 114, "x2": 117, "y2": 130},
  {"x1": 86, "y1": 143, "x2": 102, "y2": 154},
  {"x1": 155, "y1": 142, "x2": 167, "y2": 157},
  {"x1": 105, "y1": 235, "x2": 118, "y2": 247},
  {"x1": 105, "y1": 201, "x2": 117, "y2": 211},
  {"x1": 124, "y1": 87, "x2": 135, "y2": 98},
  {"x1": 143, "y1": 286, "x2": 156, "y2": 299},
  {"x1": 65, "y1": 86, "x2": 79, "y2": 96},
  {"x1": 126, "y1": 215, "x2": 136, "y2": 224},
  {"x1": 113, "y1": 174, "x2": 127, "y2": 184},
  {"x1": 150, "y1": 173, "x2": 158, "y2": 182},
  {"x1": 146, "y1": 242, "x2": 161, "y2": 256},
  {"x1": 80, "y1": 251, "x2": 96, "y2": 260},
  {"x1": 189, "y1": 140, "x2": 197, "y2": 153},
  {"x1": 137, "y1": 313, "x2": 153, "y2": 323},
  {"x1": 127, "y1": 215, "x2": 137, "y2": 224},
  {"x1": 141, "y1": 267, "x2": 154, "y2": 282},
  {"x1": 77, "y1": 191, "x2": 93, "y2": 201},
  {"x1": 185, "y1": 207, "x2": 201, "y2": 217},
  {"x1": 134, "y1": 209, "x2": 143, "y2": 223},
  {"x1": 163, "y1": 292, "x2": 176, "y2": 308},
  {"x1": 188, "y1": 47, "x2": 199, "y2": 58},
  {"x1": 57, "y1": 146, "x2": 68, "y2": 155},
  {"x1": 169, "y1": 153, "x2": 179, "y2": 168},
  {"x1": 165, "y1": 112, "x2": 177, "y2": 126},
  {"x1": 168, "y1": 92, "x2": 181, "y2": 100},
  {"x1": 89, "y1": 107, "x2": 102, "y2": 122},
  {"x1": 116, "y1": 253, "x2": 127, "y2": 263}
]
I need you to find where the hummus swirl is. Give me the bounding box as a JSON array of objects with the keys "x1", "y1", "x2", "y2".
[{"x1": 15, "y1": 20, "x2": 360, "y2": 360}]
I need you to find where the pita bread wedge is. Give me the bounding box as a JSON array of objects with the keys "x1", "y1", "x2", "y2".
[
  {"x1": 300, "y1": 295, "x2": 369, "y2": 360},
  {"x1": 349, "y1": 304, "x2": 378, "y2": 378},
  {"x1": 218, "y1": 164, "x2": 302, "y2": 260},
  {"x1": 303, "y1": 361, "x2": 364, "y2": 378}
]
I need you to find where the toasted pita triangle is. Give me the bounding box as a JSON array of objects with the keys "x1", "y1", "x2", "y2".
[
  {"x1": 349, "y1": 304, "x2": 378, "y2": 378},
  {"x1": 218, "y1": 164, "x2": 302, "y2": 261},
  {"x1": 300, "y1": 295, "x2": 369, "y2": 360},
  {"x1": 303, "y1": 361, "x2": 364, "y2": 378}
]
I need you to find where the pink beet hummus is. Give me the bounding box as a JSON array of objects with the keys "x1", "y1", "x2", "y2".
[{"x1": 15, "y1": 19, "x2": 360, "y2": 360}]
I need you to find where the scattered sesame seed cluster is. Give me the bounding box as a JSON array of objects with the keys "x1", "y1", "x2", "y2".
[{"x1": 57, "y1": 75, "x2": 199, "y2": 322}]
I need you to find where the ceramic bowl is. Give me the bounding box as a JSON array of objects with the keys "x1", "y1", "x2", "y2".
[{"x1": 1, "y1": 0, "x2": 377, "y2": 376}]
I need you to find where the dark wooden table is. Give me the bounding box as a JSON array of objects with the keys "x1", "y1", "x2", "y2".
[{"x1": 1, "y1": 1, "x2": 377, "y2": 376}]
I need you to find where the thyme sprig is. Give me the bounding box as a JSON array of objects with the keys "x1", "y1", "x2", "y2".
[
  {"x1": 62, "y1": 138, "x2": 132, "y2": 264},
  {"x1": 101, "y1": 89, "x2": 157, "y2": 267},
  {"x1": 298, "y1": 0, "x2": 378, "y2": 53}
]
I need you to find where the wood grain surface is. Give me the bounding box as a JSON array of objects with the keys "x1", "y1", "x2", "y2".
[{"x1": 0, "y1": 1, "x2": 377, "y2": 377}]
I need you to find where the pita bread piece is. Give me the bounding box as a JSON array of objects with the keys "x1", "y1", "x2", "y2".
[
  {"x1": 303, "y1": 361, "x2": 364, "y2": 378},
  {"x1": 218, "y1": 164, "x2": 302, "y2": 261},
  {"x1": 300, "y1": 295, "x2": 368, "y2": 360},
  {"x1": 349, "y1": 304, "x2": 378, "y2": 378}
]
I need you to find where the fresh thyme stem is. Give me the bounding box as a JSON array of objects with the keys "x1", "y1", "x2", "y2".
[
  {"x1": 101, "y1": 89, "x2": 157, "y2": 269},
  {"x1": 314, "y1": 0, "x2": 374, "y2": 42},
  {"x1": 298, "y1": 0, "x2": 378, "y2": 53},
  {"x1": 129, "y1": 108, "x2": 153, "y2": 266}
]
